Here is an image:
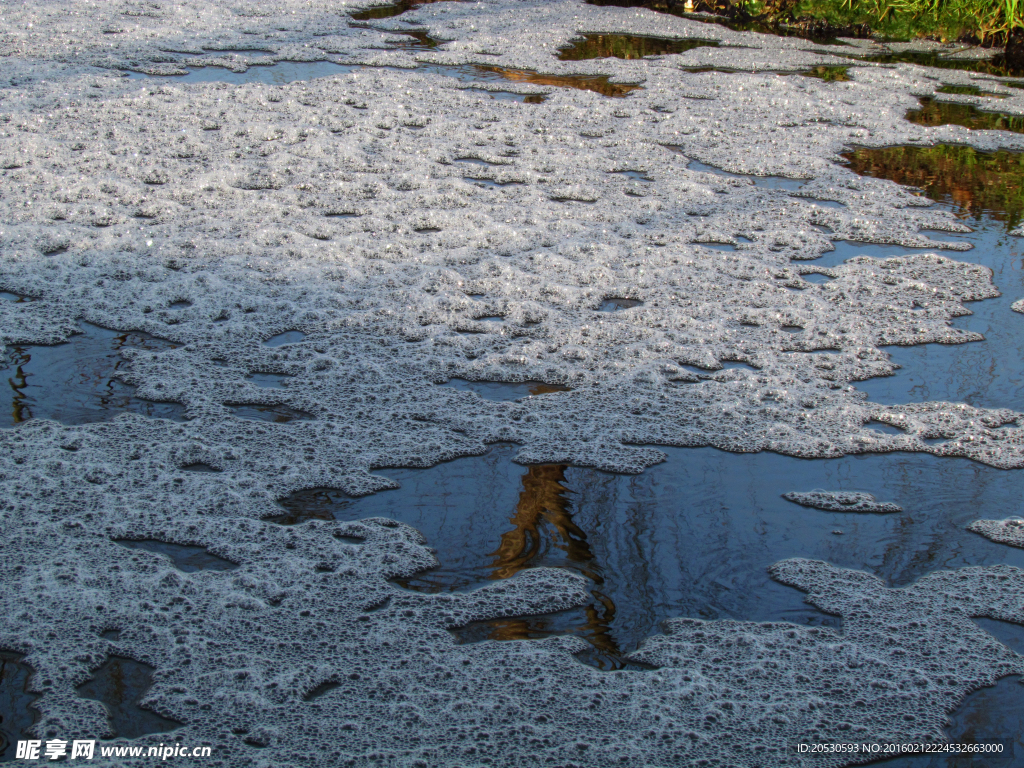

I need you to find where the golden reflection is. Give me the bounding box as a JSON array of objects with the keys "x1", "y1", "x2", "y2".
[
  {"x1": 490, "y1": 465, "x2": 594, "y2": 580},
  {"x1": 527, "y1": 383, "x2": 570, "y2": 396},
  {"x1": 478, "y1": 465, "x2": 623, "y2": 663},
  {"x1": 853, "y1": 51, "x2": 1024, "y2": 79},
  {"x1": 842, "y1": 145, "x2": 1024, "y2": 230},
  {"x1": 473, "y1": 65, "x2": 643, "y2": 98}
]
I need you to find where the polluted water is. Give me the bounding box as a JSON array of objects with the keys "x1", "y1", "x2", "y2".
[{"x1": 6, "y1": 0, "x2": 1024, "y2": 764}]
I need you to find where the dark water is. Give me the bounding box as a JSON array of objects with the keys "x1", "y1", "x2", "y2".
[
  {"x1": 182, "y1": 462, "x2": 220, "y2": 472},
  {"x1": 836, "y1": 144, "x2": 1024, "y2": 412},
  {"x1": 937, "y1": 85, "x2": 1010, "y2": 99},
  {"x1": 113, "y1": 540, "x2": 238, "y2": 573},
  {"x1": 280, "y1": 443, "x2": 1024, "y2": 673},
  {"x1": 367, "y1": 29, "x2": 444, "y2": 52},
  {"x1": 463, "y1": 176, "x2": 526, "y2": 187},
  {"x1": 0, "y1": 653, "x2": 37, "y2": 763},
  {"x1": 581, "y1": 0, "x2": 1022, "y2": 79},
  {"x1": 419, "y1": 63, "x2": 642, "y2": 98},
  {"x1": 879, "y1": 672, "x2": 1024, "y2": 766},
  {"x1": 437, "y1": 379, "x2": 571, "y2": 402},
  {"x1": 906, "y1": 97, "x2": 1024, "y2": 135},
  {"x1": 814, "y1": 241, "x2": 926, "y2": 267},
  {"x1": 847, "y1": 50, "x2": 1024, "y2": 79},
  {"x1": 225, "y1": 403, "x2": 314, "y2": 423},
  {"x1": 247, "y1": 372, "x2": 293, "y2": 388},
  {"x1": 475, "y1": 91, "x2": 546, "y2": 104},
  {"x1": 598, "y1": 298, "x2": 643, "y2": 311},
  {"x1": 557, "y1": 33, "x2": 718, "y2": 61},
  {"x1": 76, "y1": 657, "x2": 182, "y2": 739},
  {"x1": 0, "y1": 321, "x2": 323, "y2": 427},
  {"x1": 0, "y1": 322, "x2": 186, "y2": 427},
  {"x1": 267, "y1": 487, "x2": 361, "y2": 525},
  {"x1": 263, "y1": 330, "x2": 306, "y2": 347}
]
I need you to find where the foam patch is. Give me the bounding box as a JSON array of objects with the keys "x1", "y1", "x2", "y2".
[
  {"x1": 969, "y1": 518, "x2": 1024, "y2": 549},
  {"x1": 783, "y1": 490, "x2": 903, "y2": 513}
]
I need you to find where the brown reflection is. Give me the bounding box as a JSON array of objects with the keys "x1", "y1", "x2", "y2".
[
  {"x1": 367, "y1": 28, "x2": 444, "y2": 51},
  {"x1": 471, "y1": 465, "x2": 625, "y2": 666},
  {"x1": 474, "y1": 65, "x2": 642, "y2": 98},
  {"x1": 557, "y1": 33, "x2": 718, "y2": 61},
  {"x1": 905, "y1": 96, "x2": 1024, "y2": 134},
  {"x1": 841, "y1": 144, "x2": 1024, "y2": 230},
  {"x1": 476, "y1": 594, "x2": 619, "y2": 652},
  {"x1": 490, "y1": 465, "x2": 595, "y2": 580},
  {"x1": 7, "y1": 347, "x2": 31, "y2": 424},
  {"x1": 527, "y1": 383, "x2": 571, "y2": 396}
]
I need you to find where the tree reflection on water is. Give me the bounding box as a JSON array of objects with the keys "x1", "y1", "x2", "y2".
[
  {"x1": 475, "y1": 65, "x2": 642, "y2": 98},
  {"x1": 905, "y1": 96, "x2": 1024, "y2": 135},
  {"x1": 557, "y1": 33, "x2": 718, "y2": 61},
  {"x1": 842, "y1": 144, "x2": 1024, "y2": 230},
  {"x1": 456, "y1": 464, "x2": 630, "y2": 669}
]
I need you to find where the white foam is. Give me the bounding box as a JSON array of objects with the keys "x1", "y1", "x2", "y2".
[
  {"x1": 783, "y1": 490, "x2": 902, "y2": 513},
  {"x1": 970, "y1": 518, "x2": 1024, "y2": 549}
]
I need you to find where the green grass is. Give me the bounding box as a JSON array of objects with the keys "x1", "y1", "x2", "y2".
[{"x1": 732, "y1": 0, "x2": 1021, "y2": 42}]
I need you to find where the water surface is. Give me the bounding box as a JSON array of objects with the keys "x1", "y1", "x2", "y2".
[
  {"x1": 438, "y1": 379, "x2": 571, "y2": 401},
  {"x1": 832, "y1": 146, "x2": 1024, "y2": 411},
  {"x1": 76, "y1": 657, "x2": 182, "y2": 739},
  {"x1": 936, "y1": 84, "x2": 1010, "y2": 99},
  {"x1": 0, "y1": 652, "x2": 37, "y2": 763},
  {"x1": 801, "y1": 65, "x2": 851, "y2": 81},
  {"x1": 557, "y1": 33, "x2": 718, "y2": 61},
  {"x1": 282, "y1": 442, "x2": 1024, "y2": 676},
  {"x1": 905, "y1": 97, "x2": 1024, "y2": 135},
  {"x1": 848, "y1": 49, "x2": 1024, "y2": 79},
  {"x1": 0, "y1": 323, "x2": 185, "y2": 427},
  {"x1": 841, "y1": 145, "x2": 1024, "y2": 230}
]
